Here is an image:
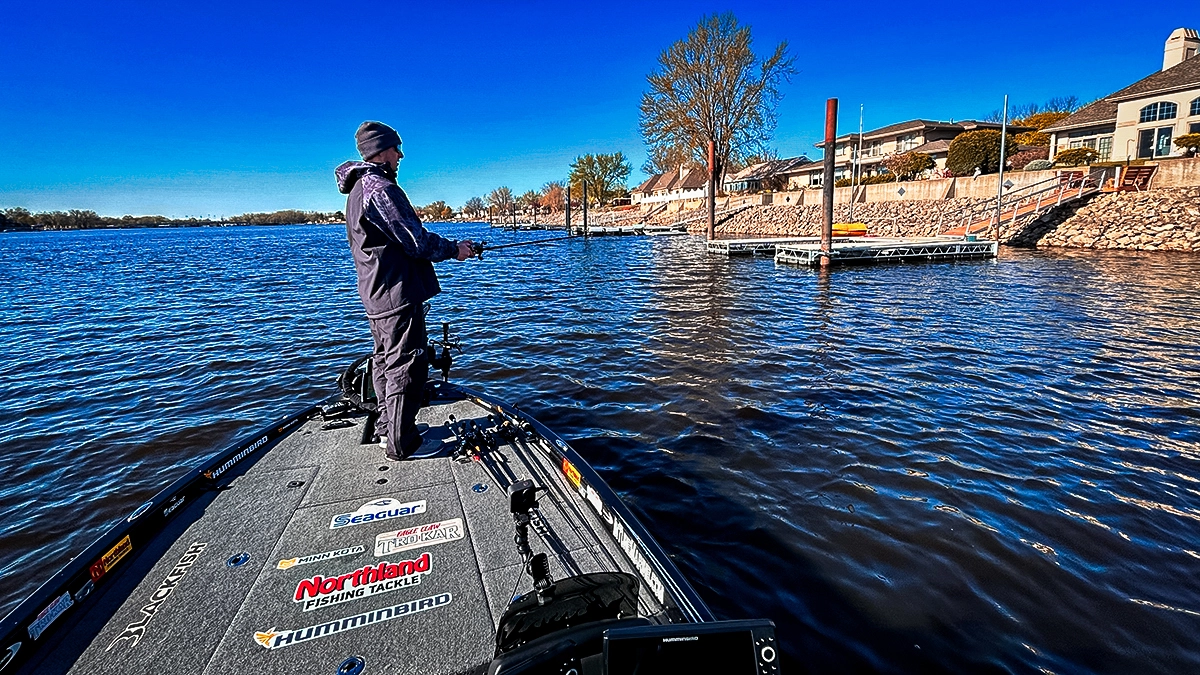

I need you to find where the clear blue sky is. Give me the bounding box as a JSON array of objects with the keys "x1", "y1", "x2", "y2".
[{"x1": 2, "y1": 1, "x2": 1197, "y2": 217}]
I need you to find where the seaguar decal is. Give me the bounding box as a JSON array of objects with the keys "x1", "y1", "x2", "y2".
[
  {"x1": 292, "y1": 553, "x2": 432, "y2": 612},
  {"x1": 254, "y1": 592, "x2": 452, "y2": 649},
  {"x1": 329, "y1": 498, "x2": 426, "y2": 530},
  {"x1": 374, "y1": 518, "x2": 464, "y2": 557},
  {"x1": 106, "y1": 542, "x2": 206, "y2": 652},
  {"x1": 276, "y1": 545, "x2": 365, "y2": 570}
]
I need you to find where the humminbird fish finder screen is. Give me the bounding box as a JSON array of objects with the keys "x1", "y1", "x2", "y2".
[{"x1": 604, "y1": 619, "x2": 777, "y2": 675}]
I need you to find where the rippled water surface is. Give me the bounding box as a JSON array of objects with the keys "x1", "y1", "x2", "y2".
[{"x1": 2, "y1": 224, "x2": 1199, "y2": 673}]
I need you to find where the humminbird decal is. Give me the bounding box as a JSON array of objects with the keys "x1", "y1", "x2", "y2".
[
  {"x1": 204, "y1": 435, "x2": 269, "y2": 480},
  {"x1": 106, "y1": 541, "x2": 207, "y2": 652},
  {"x1": 253, "y1": 592, "x2": 452, "y2": 649},
  {"x1": 329, "y1": 498, "x2": 426, "y2": 529},
  {"x1": 374, "y1": 518, "x2": 464, "y2": 557},
  {"x1": 276, "y1": 545, "x2": 365, "y2": 570},
  {"x1": 90, "y1": 535, "x2": 133, "y2": 581},
  {"x1": 293, "y1": 553, "x2": 432, "y2": 612},
  {"x1": 612, "y1": 520, "x2": 667, "y2": 604},
  {"x1": 28, "y1": 592, "x2": 73, "y2": 640}
]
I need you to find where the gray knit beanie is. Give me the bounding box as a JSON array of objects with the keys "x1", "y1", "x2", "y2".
[{"x1": 355, "y1": 121, "x2": 402, "y2": 160}]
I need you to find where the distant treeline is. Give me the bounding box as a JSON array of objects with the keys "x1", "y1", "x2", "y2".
[{"x1": 0, "y1": 207, "x2": 344, "y2": 231}]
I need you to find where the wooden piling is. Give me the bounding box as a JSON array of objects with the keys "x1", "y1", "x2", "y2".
[
  {"x1": 821, "y1": 98, "x2": 837, "y2": 267},
  {"x1": 707, "y1": 140, "x2": 716, "y2": 241}
]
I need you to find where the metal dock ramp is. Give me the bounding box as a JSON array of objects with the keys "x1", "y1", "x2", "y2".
[
  {"x1": 706, "y1": 236, "x2": 822, "y2": 256},
  {"x1": 774, "y1": 237, "x2": 998, "y2": 266}
]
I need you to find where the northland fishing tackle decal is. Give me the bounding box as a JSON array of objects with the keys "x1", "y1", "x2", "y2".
[
  {"x1": 276, "y1": 545, "x2": 365, "y2": 570},
  {"x1": 374, "y1": 518, "x2": 464, "y2": 557},
  {"x1": 106, "y1": 542, "x2": 207, "y2": 652},
  {"x1": 253, "y1": 592, "x2": 452, "y2": 650},
  {"x1": 90, "y1": 535, "x2": 133, "y2": 582},
  {"x1": 561, "y1": 458, "x2": 582, "y2": 490},
  {"x1": 0, "y1": 643, "x2": 19, "y2": 672},
  {"x1": 292, "y1": 553, "x2": 432, "y2": 612},
  {"x1": 27, "y1": 592, "x2": 73, "y2": 640},
  {"x1": 328, "y1": 498, "x2": 426, "y2": 529}
]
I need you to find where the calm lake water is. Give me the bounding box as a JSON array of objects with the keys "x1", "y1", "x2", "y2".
[{"x1": 1, "y1": 223, "x2": 1199, "y2": 673}]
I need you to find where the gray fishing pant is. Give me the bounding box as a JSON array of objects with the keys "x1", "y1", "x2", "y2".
[{"x1": 368, "y1": 305, "x2": 428, "y2": 457}]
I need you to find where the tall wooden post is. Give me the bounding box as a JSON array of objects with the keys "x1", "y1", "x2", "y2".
[
  {"x1": 582, "y1": 180, "x2": 589, "y2": 238},
  {"x1": 821, "y1": 98, "x2": 838, "y2": 267},
  {"x1": 565, "y1": 188, "x2": 571, "y2": 234},
  {"x1": 707, "y1": 140, "x2": 716, "y2": 241}
]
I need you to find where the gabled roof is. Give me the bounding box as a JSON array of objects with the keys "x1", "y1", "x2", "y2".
[
  {"x1": 633, "y1": 175, "x2": 658, "y2": 194},
  {"x1": 820, "y1": 119, "x2": 1027, "y2": 146},
  {"x1": 675, "y1": 167, "x2": 709, "y2": 190},
  {"x1": 1044, "y1": 54, "x2": 1200, "y2": 133},
  {"x1": 726, "y1": 156, "x2": 814, "y2": 181},
  {"x1": 909, "y1": 139, "x2": 952, "y2": 155}
]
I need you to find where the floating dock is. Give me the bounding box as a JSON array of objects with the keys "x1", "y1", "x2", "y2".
[
  {"x1": 774, "y1": 236, "x2": 998, "y2": 266},
  {"x1": 706, "y1": 236, "x2": 824, "y2": 256},
  {"x1": 572, "y1": 224, "x2": 689, "y2": 237}
]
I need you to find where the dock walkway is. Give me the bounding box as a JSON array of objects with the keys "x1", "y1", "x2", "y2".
[{"x1": 774, "y1": 236, "x2": 998, "y2": 266}]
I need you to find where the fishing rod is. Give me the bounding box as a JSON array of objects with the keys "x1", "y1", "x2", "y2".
[{"x1": 469, "y1": 234, "x2": 576, "y2": 259}]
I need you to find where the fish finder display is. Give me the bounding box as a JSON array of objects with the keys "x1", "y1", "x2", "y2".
[{"x1": 604, "y1": 622, "x2": 763, "y2": 675}]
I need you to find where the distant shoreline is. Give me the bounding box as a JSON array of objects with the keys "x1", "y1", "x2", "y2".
[{"x1": 0, "y1": 220, "x2": 342, "y2": 233}]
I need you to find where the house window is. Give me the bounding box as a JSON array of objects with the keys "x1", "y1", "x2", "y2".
[
  {"x1": 1069, "y1": 140, "x2": 1082, "y2": 148},
  {"x1": 836, "y1": 144, "x2": 846, "y2": 156},
  {"x1": 1192, "y1": 122, "x2": 1200, "y2": 134},
  {"x1": 1098, "y1": 136, "x2": 1112, "y2": 161},
  {"x1": 1139, "y1": 101, "x2": 1177, "y2": 122},
  {"x1": 898, "y1": 134, "x2": 917, "y2": 152},
  {"x1": 869, "y1": 141, "x2": 882, "y2": 156},
  {"x1": 1156, "y1": 127, "x2": 1173, "y2": 157},
  {"x1": 1191, "y1": 97, "x2": 1200, "y2": 116}
]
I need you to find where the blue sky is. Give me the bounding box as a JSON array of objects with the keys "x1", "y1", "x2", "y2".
[{"x1": 2, "y1": 1, "x2": 1197, "y2": 217}]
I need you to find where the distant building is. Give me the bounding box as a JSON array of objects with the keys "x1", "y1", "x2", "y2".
[
  {"x1": 631, "y1": 166, "x2": 710, "y2": 205},
  {"x1": 723, "y1": 156, "x2": 813, "y2": 193},
  {"x1": 1044, "y1": 28, "x2": 1200, "y2": 162},
  {"x1": 789, "y1": 119, "x2": 1021, "y2": 187}
]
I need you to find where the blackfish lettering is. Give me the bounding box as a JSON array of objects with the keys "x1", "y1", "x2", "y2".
[{"x1": 106, "y1": 542, "x2": 207, "y2": 652}]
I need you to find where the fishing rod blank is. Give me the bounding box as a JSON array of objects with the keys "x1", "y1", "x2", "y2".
[{"x1": 470, "y1": 235, "x2": 575, "y2": 259}]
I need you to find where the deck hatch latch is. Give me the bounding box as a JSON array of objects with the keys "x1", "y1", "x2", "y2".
[{"x1": 226, "y1": 551, "x2": 251, "y2": 568}]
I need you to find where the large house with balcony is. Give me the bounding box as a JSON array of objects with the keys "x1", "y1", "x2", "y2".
[
  {"x1": 788, "y1": 119, "x2": 1020, "y2": 187},
  {"x1": 1044, "y1": 28, "x2": 1200, "y2": 162}
]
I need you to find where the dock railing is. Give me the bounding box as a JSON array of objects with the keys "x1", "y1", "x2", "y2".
[{"x1": 940, "y1": 169, "x2": 1107, "y2": 238}]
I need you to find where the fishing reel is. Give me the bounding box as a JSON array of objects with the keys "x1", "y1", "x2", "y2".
[
  {"x1": 469, "y1": 241, "x2": 488, "y2": 259},
  {"x1": 427, "y1": 321, "x2": 462, "y2": 382}
]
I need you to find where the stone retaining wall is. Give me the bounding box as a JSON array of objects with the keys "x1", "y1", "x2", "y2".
[{"x1": 1012, "y1": 187, "x2": 1200, "y2": 251}]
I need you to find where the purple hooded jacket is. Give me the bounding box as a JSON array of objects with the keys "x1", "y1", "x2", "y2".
[{"x1": 335, "y1": 161, "x2": 459, "y2": 319}]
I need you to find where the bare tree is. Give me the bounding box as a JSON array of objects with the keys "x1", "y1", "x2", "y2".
[
  {"x1": 568, "y1": 153, "x2": 632, "y2": 205},
  {"x1": 463, "y1": 196, "x2": 486, "y2": 217},
  {"x1": 487, "y1": 186, "x2": 514, "y2": 212},
  {"x1": 639, "y1": 13, "x2": 795, "y2": 186},
  {"x1": 540, "y1": 181, "x2": 566, "y2": 212}
]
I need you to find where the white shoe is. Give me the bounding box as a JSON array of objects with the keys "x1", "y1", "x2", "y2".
[{"x1": 378, "y1": 436, "x2": 388, "y2": 448}]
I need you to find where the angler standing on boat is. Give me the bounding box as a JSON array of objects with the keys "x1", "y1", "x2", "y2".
[{"x1": 335, "y1": 121, "x2": 473, "y2": 460}]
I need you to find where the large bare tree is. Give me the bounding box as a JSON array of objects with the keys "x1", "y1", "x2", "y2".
[{"x1": 639, "y1": 13, "x2": 794, "y2": 184}]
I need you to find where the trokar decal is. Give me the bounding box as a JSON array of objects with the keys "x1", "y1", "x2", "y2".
[
  {"x1": 90, "y1": 535, "x2": 133, "y2": 582},
  {"x1": 561, "y1": 459, "x2": 582, "y2": 490},
  {"x1": 277, "y1": 545, "x2": 365, "y2": 570},
  {"x1": 0, "y1": 643, "x2": 19, "y2": 672},
  {"x1": 374, "y1": 518, "x2": 464, "y2": 557},
  {"x1": 293, "y1": 553, "x2": 432, "y2": 612},
  {"x1": 27, "y1": 592, "x2": 73, "y2": 640},
  {"x1": 329, "y1": 498, "x2": 426, "y2": 530},
  {"x1": 106, "y1": 541, "x2": 207, "y2": 652},
  {"x1": 253, "y1": 592, "x2": 452, "y2": 650}
]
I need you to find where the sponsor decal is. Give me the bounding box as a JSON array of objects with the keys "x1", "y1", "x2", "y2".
[
  {"x1": 106, "y1": 541, "x2": 207, "y2": 652},
  {"x1": 162, "y1": 495, "x2": 186, "y2": 518},
  {"x1": 127, "y1": 501, "x2": 153, "y2": 522},
  {"x1": 329, "y1": 498, "x2": 426, "y2": 530},
  {"x1": 204, "y1": 435, "x2": 269, "y2": 480},
  {"x1": 90, "y1": 535, "x2": 133, "y2": 582},
  {"x1": 253, "y1": 592, "x2": 452, "y2": 650},
  {"x1": 583, "y1": 484, "x2": 614, "y2": 525},
  {"x1": 612, "y1": 520, "x2": 667, "y2": 605},
  {"x1": 293, "y1": 553, "x2": 432, "y2": 612},
  {"x1": 374, "y1": 518, "x2": 464, "y2": 557},
  {"x1": 561, "y1": 459, "x2": 582, "y2": 490},
  {"x1": 28, "y1": 592, "x2": 73, "y2": 641},
  {"x1": 277, "y1": 545, "x2": 364, "y2": 570},
  {"x1": 74, "y1": 579, "x2": 95, "y2": 603},
  {"x1": 0, "y1": 643, "x2": 19, "y2": 672}
]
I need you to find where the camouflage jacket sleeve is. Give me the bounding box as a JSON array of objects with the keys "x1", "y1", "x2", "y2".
[{"x1": 364, "y1": 183, "x2": 458, "y2": 262}]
